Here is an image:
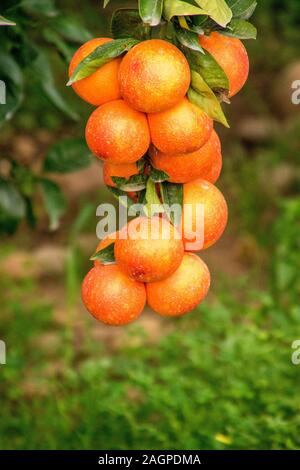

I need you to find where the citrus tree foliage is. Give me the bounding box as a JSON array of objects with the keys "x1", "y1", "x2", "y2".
[
  {"x1": 0, "y1": 0, "x2": 257, "y2": 235},
  {"x1": 0, "y1": 0, "x2": 93, "y2": 234}
]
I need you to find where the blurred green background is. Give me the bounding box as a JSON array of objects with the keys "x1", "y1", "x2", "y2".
[{"x1": 0, "y1": 0, "x2": 300, "y2": 450}]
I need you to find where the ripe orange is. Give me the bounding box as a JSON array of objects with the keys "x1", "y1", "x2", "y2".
[
  {"x1": 69, "y1": 38, "x2": 121, "y2": 106},
  {"x1": 85, "y1": 100, "x2": 150, "y2": 163},
  {"x1": 150, "y1": 129, "x2": 222, "y2": 184},
  {"x1": 148, "y1": 98, "x2": 213, "y2": 155},
  {"x1": 183, "y1": 179, "x2": 228, "y2": 251},
  {"x1": 82, "y1": 265, "x2": 146, "y2": 326},
  {"x1": 103, "y1": 162, "x2": 139, "y2": 187},
  {"x1": 147, "y1": 253, "x2": 210, "y2": 317},
  {"x1": 118, "y1": 39, "x2": 190, "y2": 113},
  {"x1": 114, "y1": 216, "x2": 184, "y2": 283},
  {"x1": 199, "y1": 32, "x2": 249, "y2": 98}
]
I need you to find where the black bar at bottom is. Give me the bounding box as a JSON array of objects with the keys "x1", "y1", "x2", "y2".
[{"x1": 0, "y1": 450, "x2": 299, "y2": 467}]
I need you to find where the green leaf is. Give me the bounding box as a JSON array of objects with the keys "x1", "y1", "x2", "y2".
[
  {"x1": 24, "y1": 197, "x2": 37, "y2": 229},
  {"x1": 163, "y1": 0, "x2": 208, "y2": 21},
  {"x1": 139, "y1": 0, "x2": 163, "y2": 26},
  {"x1": 90, "y1": 242, "x2": 116, "y2": 264},
  {"x1": 188, "y1": 70, "x2": 229, "y2": 127},
  {"x1": 195, "y1": 0, "x2": 232, "y2": 27},
  {"x1": 0, "y1": 15, "x2": 16, "y2": 26},
  {"x1": 160, "y1": 182, "x2": 183, "y2": 225},
  {"x1": 40, "y1": 179, "x2": 67, "y2": 231},
  {"x1": 0, "y1": 179, "x2": 26, "y2": 219},
  {"x1": 137, "y1": 157, "x2": 147, "y2": 173},
  {"x1": 111, "y1": 9, "x2": 147, "y2": 40},
  {"x1": 144, "y1": 178, "x2": 164, "y2": 217},
  {"x1": 0, "y1": 53, "x2": 23, "y2": 126},
  {"x1": 33, "y1": 51, "x2": 78, "y2": 120},
  {"x1": 227, "y1": 0, "x2": 257, "y2": 20},
  {"x1": 21, "y1": 0, "x2": 58, "y2": 17},
  {"x1": 107, "y1": 187, "x2": 136, "y2": 209},
  {"x1": 11, "y1": 163, "x2": 35, "y2": 197},
  {"x1": 138, "y1": 188, "x2": 147, "y2": 205},
  {"x1": 112, "y1": 174, "x2": 147, "y2": 192},
  {"x1": 44, "y1": 138, "x2": 92, "y2": 173},
  {"x1": 182, "y1": 46, "x2": 229, "y2": 92},
  {"x1": 67, "y1": 38, "x2": 139, "y2": 85},
  {"x1": 178, "y1": 16, "x2": 205, "y2": 35},
  {"x1": 222, "y1": 18, "x2": 257, "y2": 39},
  {"x1": 103, "y1": 0, "x2": 111, "y2": 7},
  {"x1": 43, "y1": 28, "x2": 75, "y2": 62},
  {"x1": 150, "y1": 168, "x2": 169, "y2": 183},
  {"x1": 51, "y1": 17, "x2": 92, "y2": 43},
  {"x1": 14, "y1": 35, "x2": 38, "y2": 67},
  {"x1": 70, "y1": 203, "x2": 95, "y2": 240},
  {"x1": 175, "y1": 25, "x2": 204, "y2": 52}
]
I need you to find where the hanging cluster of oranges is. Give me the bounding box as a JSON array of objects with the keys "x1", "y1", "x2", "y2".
[{"x1": 68, "y1": 31, "x2": 249, "y2": 326}]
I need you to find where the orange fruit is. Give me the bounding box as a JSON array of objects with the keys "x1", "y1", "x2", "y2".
[
  {"x1": 114, "y1": 216, "x2": 184, "y2": 283},
  {"x1": 82, "y1": 265, "x2": 146, "y2": 326},
  {"x1": 147, "y1": 253, "x2": 210, "y2": 317},
  {"x1": 85, "y1": 100, "x2": 150, "y2": 163},
  {"x1": 199, "y1": 32, "x2": 249, "y2": 98},
  {"x1": 150, "y1": 129, "x2": 222, "y2": 184},
  {"x1": 182, "y1": 179, "x2": 228, "y2": 251},
  {"x1": 148, "y1": 98, "x2": 213, "y2": 155},
  {"x1": 103, "y1": 162, "x2": 139, "y2": 187},
  {"x1": 119, "y1": 39, "x2": 190, "y2": 113},
  {"x1": 69, "y1": 38, "x2": 121, "y2": 106}
]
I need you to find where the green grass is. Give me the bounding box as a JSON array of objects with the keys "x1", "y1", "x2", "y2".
[{"x1": 0, "y1": 267, "x2": 299, "y2": 450}]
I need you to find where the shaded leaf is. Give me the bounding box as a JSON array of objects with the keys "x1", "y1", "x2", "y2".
[
  {"x1": 195, "y1": 0, "x2": 232, "y2": 27},
  {"x1": 144, "y1": 178, "x2": 164, "y2": 217},
  {"x1": 0, "y1": 53, "x2": 23, "y2": 126},
  {"x1": 44, "y1": 138, "x2": 92, "y2": 173},
  {"x1": 139, "y1": 0, "x2": 163, "y2": 27},
  {"x1": 137, "y1": 157, "x2": 147, "y2": 173},
  {"x1": 160, "y1": 182, "x2": 183, "y2": 225},
  {"x1": 227, "y1": 0, "x2": 257, "y2": 20},
  {"x1": 138, "y1": 188, "x2": 147, "y2": 205},
  {"x1": 11, "y1": 163, "x2": 35, "y2": 197},
  {"x1": 111, "y1": 9, "x2": 147, "y2": 40},
  {"x1": 112, "y1": 174, "x2": 147, "y2": 192},
  {"x1": 43, "y1": 28, "x2": 75, "y2": 62},
  {"x1": 163, "y1": 0, "x2": 208, "y2": 21},
  {"x1": 175, "y1": 24, "x2": 204, "y2": 52},
  {"x1": 40, "y1": 178, "x2": 67, "y2": 231},
  {"x1": 0, "y1": 179, "x2": 26, "y2": 219},
  {"x1": 24, "y1": 197, "x2": 37, "y2": 229},
  {"x1": 67, "y1": 38, "x2": 139, "y2": 85},
  {"x1": 52, "y1": 17, "x2": 92, "y2": 43},
  {"x1": 90, "y1": 243, "x2": 116, "y2": 264},
  {"x1": 13, "y1": 35, "x2": 38, "y2": 67},
  {"x1": 0, "y1": 15, "x2": 16, "y2": 26},
  {"x1": 222, "y1": 19, "x2": 257, "y2": 39},
  {"x1": 182, "y1": 46, "x2": 229, "y2": 92},
  {"x1": 178, "y1": 16, "x2": 205, "y2": 35},
  {"x1": 0, "y1": 213, "x2": 19, "y2": 235},
  {"x1": 70, "y1": 203, "x2": 95, "y2": 240},
  {"x1": 33, "y1": 51, "x2": 78, "y2": 120},
  {"x1": 150, "y1": 168, "x2": 169, "y2": 183},
  {"x1": 188, "y1": 70, "x2": 229, "y2": 127},
  {"x1": 107, "y1": 186, "x2": 136, "y2": 209},
  {"x1": 22, "y1": 0, "x2": 58, "y2": 17}
]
